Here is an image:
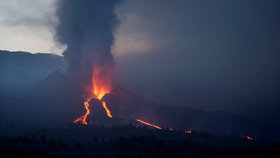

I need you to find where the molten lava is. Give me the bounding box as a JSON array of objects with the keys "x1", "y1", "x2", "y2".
[
  {"x1": 73, "y1": 101, "x2": 91, "y2": 125},
  {"x1": 102, "y1": 101, "x2": 112, "y2": 118},
  {"x1": 135, "y1": 119, "x2": 162, "y2": 130},
  {"x1": 92, "y1": 66, "x2": 111, "y2": 100},
  {"x1": 74, "y1": 65, "x2": 113, "y2": 125},
  {"x1": 74, "y1": 63, "x2": 163, "y2": 129}
]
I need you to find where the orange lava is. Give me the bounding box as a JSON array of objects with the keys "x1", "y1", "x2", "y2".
[
  {"x1": 102, "y1": 101, "x2": 112, "y2": 118},
  {"x1": 135, "y1": 119, "x2": 162, "y2": 130},
  {"x1": 73, "y1": 101, "x2": 91, "y2": 125},
  {"x1": 74, "y1": 64, "x2": 113, "y2": 125},
  {"x1": 91, "y1": 66, "x2": 111, "y2": 100}
]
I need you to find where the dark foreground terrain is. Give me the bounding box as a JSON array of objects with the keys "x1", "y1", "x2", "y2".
[
  {"x1": 0, "y1": 50, "x2": 280, "y2": 157},
  {"x1": 0, "y1": 125, "x2": 280, "y2": 158}
]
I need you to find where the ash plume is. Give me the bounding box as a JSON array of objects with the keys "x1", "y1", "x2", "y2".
[{"x1": 55, "y1": 0, "x2": 121, "y2": 84}]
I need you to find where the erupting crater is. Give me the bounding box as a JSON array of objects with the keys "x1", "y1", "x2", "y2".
[
  {"x1": 73, "y1": 65, "x2": 113, "y2": 125},
  {"x1": 73, "y1": 62, "x2": 162, "y2": 130}
]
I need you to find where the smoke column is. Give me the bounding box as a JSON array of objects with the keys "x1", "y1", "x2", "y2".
[{"x1": 55, "y1": 0, "x2": 121, "y2": 89}]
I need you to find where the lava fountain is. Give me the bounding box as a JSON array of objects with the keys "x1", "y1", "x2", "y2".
[
  {"x1": 55, "y1": 0, "x2": 120, "y2": 126},
  {"x1": 74, "y1": 64, "x2": 113, "y2": 125}
]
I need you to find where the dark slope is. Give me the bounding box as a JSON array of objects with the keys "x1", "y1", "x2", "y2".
[
  {"x1": 0, "y1": 50, "x2": 66, "y2": 96},
  {"x1": 105, "y1": 86, "x2": 278, "y2": 136},
  {"x1": 0, "y1": 51, "x2": 278, "y2": 137}
]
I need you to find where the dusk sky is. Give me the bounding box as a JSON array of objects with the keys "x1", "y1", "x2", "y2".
[
  {"x1": 1, "y1": 1, "x2": 280, "y2": 156},
  {"x1": 0, "y1": 0, "x2": 174, "y2": 56},
  {"x1": 0, "y1": 0, "x2": 280, "y2": 120},
  {"x1": 1, "y1": 0, "x2": 279, "y2": 56}
]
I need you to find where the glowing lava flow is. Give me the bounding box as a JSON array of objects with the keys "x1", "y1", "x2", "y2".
[
  {"x1": 102, "y1": 101, "x2": 112, "y2": 118},
  {"x1": 135, "y1": 119, "x2": 162, "y2": 130},
  {"x1": 73, "y1": 101, "x2": 91, "y2": 125},
  {"x1": 73, "y1": 65, "x2": 113, "y2": 125}
]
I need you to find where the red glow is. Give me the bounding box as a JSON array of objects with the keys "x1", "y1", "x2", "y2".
[
  {"x1": 135, "y1": 119, "x2": 162, "y2": 130},
  {"x1": 102, "y1": 101, "x2": 112, "y2": 118},
  {"x1": 91, "y1": 66, "x2": 112, "y2": 100},
  {"x1": 73, "y1": 101, "x2": 91, "y2": 125},
  {"x1": 74, "y1": 64, "x2": 113, "y2": 125}
]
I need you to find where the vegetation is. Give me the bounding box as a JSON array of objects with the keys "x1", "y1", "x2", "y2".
[{"x1": 0, "y1": 125, "x2": 279, "y2": 158}]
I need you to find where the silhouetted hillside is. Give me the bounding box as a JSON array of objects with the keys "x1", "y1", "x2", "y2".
[
  {"x1": 6, "y1": 69, "x2": 278, "y2": 137},
  {"x1": 0, "y1": 51, "x2": 279, "y2": 137},
  {"x1": 106, "y1": 87, "x2": 278, "y2": 136},
  {"x1": 0, "y1": 50, "x2": 66, "y2": 96}
]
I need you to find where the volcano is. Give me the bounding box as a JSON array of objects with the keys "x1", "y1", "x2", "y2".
[{"x1": 27, "y1": 69, "x2": 279, "y2": 136}]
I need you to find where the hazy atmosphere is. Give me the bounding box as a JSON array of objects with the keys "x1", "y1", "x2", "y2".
[{"x1": 0, "y1": 0, "x2": 280, "y2": 157}]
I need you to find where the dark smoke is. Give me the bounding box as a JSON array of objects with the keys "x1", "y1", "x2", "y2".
[{"x1": 55, "y1": 0, "x2": 121, "y2": 82}]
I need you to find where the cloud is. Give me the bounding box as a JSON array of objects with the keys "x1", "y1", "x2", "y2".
[
  {"x1": 114, "y1": 0, "x2": 280, "y2": 118},
  {"x1": 0, "y1": 0, "x2": 56, "y2": 28},
  {"x1": 54, "y1": 0, "x2": 121, "y2": 73},
  {"x1": 0, "y1": 0, "x2": 63, "y2": 54}
]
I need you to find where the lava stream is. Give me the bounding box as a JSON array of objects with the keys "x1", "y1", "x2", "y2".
[
  {"x1": 73, "y1": 101, "x2": 91, "y2": 125},
  {"x1": 135, "y1": 119, "x2": 162, "y2": 130},
  {"x1": 102, "y1": 101, "x2": 112, "y2": 118},
  {"x1": 73, "y1": 64, "x2": 113, "y2": 125}
]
